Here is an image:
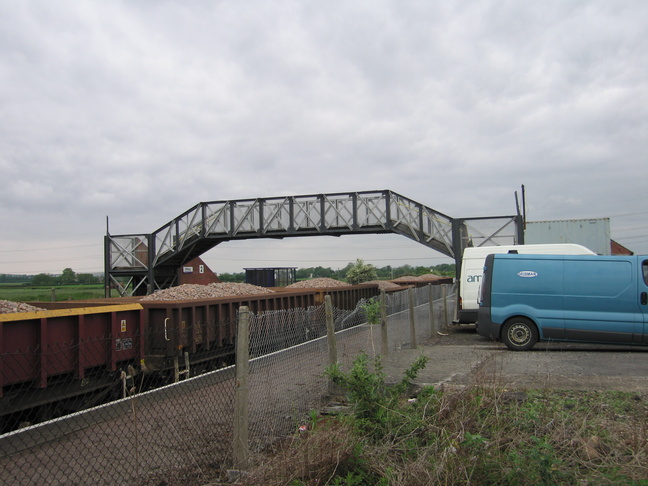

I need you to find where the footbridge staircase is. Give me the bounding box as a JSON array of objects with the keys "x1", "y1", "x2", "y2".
[{"x1": 105, "y1": 190, "x2": 523, "y2": 296}]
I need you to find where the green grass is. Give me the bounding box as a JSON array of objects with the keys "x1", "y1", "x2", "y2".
[{"x1": 0, "y1": 284, "x2": 106, "y2": 303}]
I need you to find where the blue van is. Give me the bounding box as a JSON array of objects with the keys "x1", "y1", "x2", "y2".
[{"x1": 476, "y1": 253, "x2": 648, "y2": 350}]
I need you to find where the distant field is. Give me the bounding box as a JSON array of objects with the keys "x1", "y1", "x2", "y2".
[{"x1": 0, "y1": 284, "x2": 106, "y2": 303}]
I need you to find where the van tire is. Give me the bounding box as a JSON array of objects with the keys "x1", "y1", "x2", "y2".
[{"x1": 502, "y1": 318, "x2": 538, "y2": 351}]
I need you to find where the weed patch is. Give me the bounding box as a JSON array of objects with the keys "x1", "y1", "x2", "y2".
[{"x1": 245, "y1": 354, "x2": 648, "y2": 485}]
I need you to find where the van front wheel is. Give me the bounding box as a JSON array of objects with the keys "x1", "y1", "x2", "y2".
[{"x1": 502, "y1": 318, "x2": 538, "y2": 351}]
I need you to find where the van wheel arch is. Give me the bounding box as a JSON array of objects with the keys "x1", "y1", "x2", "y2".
[{"x1": 501, "y1": 317, "x2": 539, "y2": 351}]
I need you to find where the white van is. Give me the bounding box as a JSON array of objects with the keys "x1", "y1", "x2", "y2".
[{"x1": 456, "y1": 244, "x2": 596, "y2": 324}]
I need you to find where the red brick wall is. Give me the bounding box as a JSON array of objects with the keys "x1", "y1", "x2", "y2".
[
  {"x1": 611, "y1": 240, "x2": 633, "y2": 255},
  {"x1": 178, "y1": 257, "x2": 221, "y2": 285}
]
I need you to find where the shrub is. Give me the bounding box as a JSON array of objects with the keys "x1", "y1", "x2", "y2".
[{"x1": 346, "y1": 259, "x2": 378, "y2": 285}]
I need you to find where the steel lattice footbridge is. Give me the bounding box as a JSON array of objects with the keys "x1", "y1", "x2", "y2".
[{"x1": 105, "y1": 189, "x2": 523, "y2": 296}]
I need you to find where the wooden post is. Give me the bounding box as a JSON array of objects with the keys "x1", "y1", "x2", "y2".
[
  {"x1": 173, "y1": 356, "x2": 180, "y2": 383},
  {"x1": 428, "y1": 284, "x2": 436, "y2": 337},
  {"x1": 408, "y1": 288, "x2": 417, "y2": 349},
  {"x1": 325, "y1": 295, "x2": 342, "y2": 395},
  {"x1": 442, "y1": 285, "x2": 449, "y2": 331},
  {"x1": 325, "y1": 295, "x2": 337, "y2": 368},
  {"x1": 380, "y1": 290, "x2": 388, "y2": 355},
  {"x1": 233, "y1": 306, "x2": 250, "y2": 469}
]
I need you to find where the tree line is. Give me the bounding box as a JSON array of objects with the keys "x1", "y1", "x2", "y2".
[
  {"x1": 218, "y1": 261, "x2": 455, "y2": 283},
  {"x1": 0, "y1": 268, "x2": 103, "y2": 286},
  {"x1": 2, "y1": 261, "x2": 455, "y2": 287}
]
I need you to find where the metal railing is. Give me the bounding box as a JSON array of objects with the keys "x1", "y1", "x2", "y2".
[{"x1": 107, "y1": 189, "x2": 521, "y2": 295}]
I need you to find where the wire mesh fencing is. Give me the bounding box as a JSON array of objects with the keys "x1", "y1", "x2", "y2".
[
  {"x1": 0, "y1": 324, "x2": 238, "y2": 486},
  {"x1": 241, "y1": 284, "x2": 456, "y2": 468},
  {"x1": 0, "y1": 283, "x2": 456, "y2": 485},
  {"x1": 383, "y1": 284, "x2": 455, "y2": 353}
]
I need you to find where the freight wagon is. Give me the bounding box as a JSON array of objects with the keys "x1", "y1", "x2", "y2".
[{"x1": 0, "y1": 284, "x2": 380, "y2": 433}]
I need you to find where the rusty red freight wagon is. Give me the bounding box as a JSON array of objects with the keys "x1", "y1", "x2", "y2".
[
  {"x1": 0, "y1": 305, "x2": 145, "y2": 394},
  {"x1": 0, "y1": 304, "x2": 145, "y2": 432},
  {"x1": 0, "y1": 284, "x2": 380, "y2": 432}
]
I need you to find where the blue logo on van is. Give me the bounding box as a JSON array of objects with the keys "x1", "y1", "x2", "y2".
[{"x1": 517, "y1": 271, "x2": 538, "y2": 278}]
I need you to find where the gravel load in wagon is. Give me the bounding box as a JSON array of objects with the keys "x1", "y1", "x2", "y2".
[
  {"x1": 140, "y1": 282, "x2": 275, "y2": 301},
  {"x1": 0, "y1": 300, "x2": 46, "y2": 314},
  {"x1": 391, "y1": 275, "x2": 425, "y2": 282},
  {"x1": 285, "y1": 278, "x2": 351, "y2": 289},
  {"x1": 364, "y1": 280, "x2": 402, "y2": 291}
]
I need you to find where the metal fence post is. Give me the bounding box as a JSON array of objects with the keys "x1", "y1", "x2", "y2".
[
  {"x1": 408, "y1": 287, "x2": 417, "y2": 348},
  {"x1": 380, "y1": 290, "x2": 388, "y2": 355},
  {"x1": 233, "y1": 306, "x2": 250, "y2": 470}
]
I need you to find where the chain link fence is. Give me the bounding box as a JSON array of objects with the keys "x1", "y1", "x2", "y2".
[{"x1": 0, "y1": 284, "x2": 456, "y2": 485}]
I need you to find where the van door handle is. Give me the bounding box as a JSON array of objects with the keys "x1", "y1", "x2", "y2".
[{"x1": 642, "y1": 292, "x2": 648, "y2": 305}]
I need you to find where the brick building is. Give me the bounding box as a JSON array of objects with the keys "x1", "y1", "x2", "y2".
[{"x1": 178, "y1": 257, "x2": 221, "y2": 285}]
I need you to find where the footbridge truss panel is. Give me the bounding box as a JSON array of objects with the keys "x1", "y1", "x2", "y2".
[{"x1": 105, "y1": 190, "x2": 522, "y2": 296}]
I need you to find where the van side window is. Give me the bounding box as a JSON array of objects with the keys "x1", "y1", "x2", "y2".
[{"x1": 643, "y1": 261, "x2": 648, "y2": 285}]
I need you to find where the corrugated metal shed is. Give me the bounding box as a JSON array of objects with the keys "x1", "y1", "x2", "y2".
[{"x1": 524, "y1": 218, "x2": 610, "y2": 255}]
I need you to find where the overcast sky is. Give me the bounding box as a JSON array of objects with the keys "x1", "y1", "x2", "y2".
[{"x1": 1, "y1": 0, "x2": 646, "y2": 277}]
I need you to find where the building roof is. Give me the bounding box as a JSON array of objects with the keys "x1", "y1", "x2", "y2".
[{"x1": 610, "y1": 240, "x2": 634, "y2": 255}]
